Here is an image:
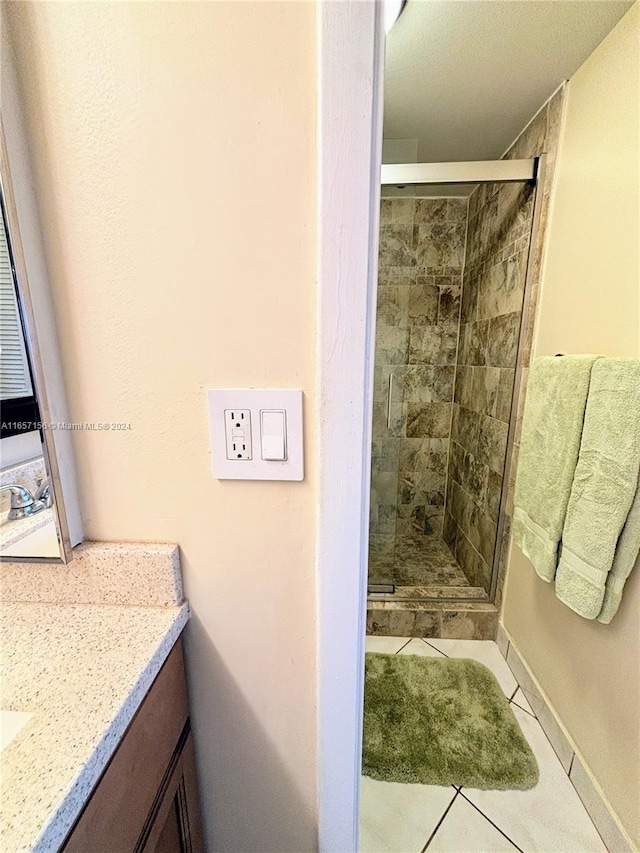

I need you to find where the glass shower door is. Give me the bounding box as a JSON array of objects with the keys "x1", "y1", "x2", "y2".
[
  {"x1": 369, "y1": 365, "x2": 399, "y2": 591},
  {"x1": 368, "y1": 196, "x2": 469, "y2": 593},
  {"x1": 369, "y1": 167, "x2": 541, "y2": 603}
]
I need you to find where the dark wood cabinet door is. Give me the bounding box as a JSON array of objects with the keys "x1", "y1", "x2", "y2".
[
  {"x1": 142, "y1": 731, "x2": 204, "y2": 853},
  {"x1": 61, "y1": 640, "x2": 204, "y2": 853},
  {"x1": 155, "y1": 802, "x2": 183, "y2": 853}
]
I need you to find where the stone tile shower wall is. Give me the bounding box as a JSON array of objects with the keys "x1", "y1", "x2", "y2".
[
  {"x1": 368, "y1": 88, "x2": 565, "y2": 636},
  {"x1": 444, "y1": 87, "x2": 566, "y2": 597},
  {"x1": 442, "y1": 185, "x2": 530, "y2": 590},
  {"x1": 369, "y1": 198, "x2": 467, "y2": 578}
]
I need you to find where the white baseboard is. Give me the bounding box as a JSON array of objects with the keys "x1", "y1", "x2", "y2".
[{"x1": 497, "y1": 623, "x2": 636, "y2": 853}]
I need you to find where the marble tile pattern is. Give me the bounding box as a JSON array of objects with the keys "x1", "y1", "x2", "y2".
[
  {"x1": 369, "y1": 534, "x2": 471, "y2": 587},
  {"x1": 0, "y1": 540, "x2": 184, "y2": 607},
  {"x1": 369, "y1": 585, "x2": 488, "y2": 603},
  {"x1": 0, "y1": 599, "x2": 189, "y2": 853},
  {"x1": 446, "y1": 87, "x2": 566, "y2": 599},
  {"x1": 370, "y1": 198, "x2": 467, "y2": 581},
  {"x1": 360, "y1": 637, "x2": 608, "y2": 853},
  {"x1": 367, "y1": 599, "x2": 498, "y2": 640}
]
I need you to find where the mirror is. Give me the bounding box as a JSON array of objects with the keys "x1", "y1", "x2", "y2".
[{"x1": 0, "y1": 123, "x2": 71, "y2": 562}]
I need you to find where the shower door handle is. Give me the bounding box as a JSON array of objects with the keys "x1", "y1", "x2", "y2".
[{"x1": 387, "y1": 373, "x2": 393, "y2": 429}]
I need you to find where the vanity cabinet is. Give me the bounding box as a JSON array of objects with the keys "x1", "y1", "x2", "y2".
[{"x1": 61, "y1": 638, "x2": 204, "y2": 853}]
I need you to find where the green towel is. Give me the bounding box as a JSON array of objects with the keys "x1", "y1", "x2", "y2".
[
  {"x1": 513, "y1": 355, "x2": 598, "y2": 582},
  {"x1": 598, "y1": 476, "x2": 640, "y2": 623},
  {"x1": 555, "y1": 359, "x2": 640, "y2": 619}
]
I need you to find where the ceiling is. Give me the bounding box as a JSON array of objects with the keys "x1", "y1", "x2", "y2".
[{"x1": 384, "y1": 0, "x2": 633, "y2": 169}]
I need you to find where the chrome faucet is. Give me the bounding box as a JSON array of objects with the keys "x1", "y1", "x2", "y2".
[
  {"x1": 35, "y1": 477, "x2": 52, "y2": 508},
  {"x1": 0, "y1": 484, "x2": 48, "y2": 521}
]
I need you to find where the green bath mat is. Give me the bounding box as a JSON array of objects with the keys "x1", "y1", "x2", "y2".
[{"x1": 363, "y1": 653, "x2": 539, "y2": 790}]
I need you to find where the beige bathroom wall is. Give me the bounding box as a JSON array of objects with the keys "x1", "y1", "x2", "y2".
[
  {"x1": 534, "y1": 7, "x2": 640, "y2": 358},
  {"x1": 503, "y1": 4, "x2": 640, "y2": 843},
  {"x1": 3, "y1": 3, "x2": 318, "y2": 851}
]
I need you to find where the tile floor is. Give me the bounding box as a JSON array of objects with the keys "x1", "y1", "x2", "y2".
[
  {"x1": 361, "y1": 637, "x2": 607, "y2": 853},
  {"x1": 369, "y1": 535, "x2": 471, "y2": 588}
]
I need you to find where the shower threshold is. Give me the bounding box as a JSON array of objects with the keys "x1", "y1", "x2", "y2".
[
  {"x1": 368, "y1": 583, "x2": 395, "y2": 594},
  {"x1": 367, "y1": 536, "x2": 497, "y2": 638},
  {"x1": 367, "y1": 584, "x2": 489, "y2": 602}
]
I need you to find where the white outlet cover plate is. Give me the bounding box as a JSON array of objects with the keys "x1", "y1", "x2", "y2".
[{"x1": 208, "y1": 389, "x2": 304, "y2": 481}]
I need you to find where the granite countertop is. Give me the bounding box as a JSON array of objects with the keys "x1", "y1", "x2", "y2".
[
  {"x1": 0, "y1": 542, "x2": 188, "y2": 853},
  {"x1": 0, "y1": 507, "x2": 54, "y2": 550},
  {"x1": 0, "y1": 600, "x2": 189, "y2": 853}
]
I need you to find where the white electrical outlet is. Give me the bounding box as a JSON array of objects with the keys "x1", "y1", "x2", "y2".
[{"x1": 224, "y1": 409, "x2": 252, "y2": 460}]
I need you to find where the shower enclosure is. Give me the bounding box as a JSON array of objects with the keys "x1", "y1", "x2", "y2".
[{"x1": 368, "y1": 157, "x2": 542, "y2": 603}]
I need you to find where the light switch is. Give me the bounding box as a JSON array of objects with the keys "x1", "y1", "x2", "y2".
[{"x1": 261, "y1": 410, "x2": 286, "y2": 460}]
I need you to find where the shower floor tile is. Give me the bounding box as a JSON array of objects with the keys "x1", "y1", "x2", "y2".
[
  {"x1": 369, "y1": 534, "x2": 470, "y2": 587},
  {"x1": 371, "y1": 585, "x2": 488, "y2": 601},
  {"x1": 360, "y1": 638, "x2": 607, "y2": 853}
]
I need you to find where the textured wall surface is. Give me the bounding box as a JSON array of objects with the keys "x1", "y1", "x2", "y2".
[
  {"x1": 503, "y1": 5, "x2": 640, "y2": 843},
  {"x1": 369, "y1": 198, "x2": 467, "y2": 583},
  {"x1": 4, "y1": 4, "x2": 318, "y2": 851}
]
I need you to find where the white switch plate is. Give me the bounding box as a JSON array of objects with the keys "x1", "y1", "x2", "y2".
[{"x1": 208, "y1": 389, "x2": 304, "y2": 480}]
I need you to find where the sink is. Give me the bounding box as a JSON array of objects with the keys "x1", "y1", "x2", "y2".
[
  {"x1": 1, "y1": 709, "x2": 33, "y2": 752},
  {"x1": 0, "y1": 521, "x2": 59, "y2": 559}
]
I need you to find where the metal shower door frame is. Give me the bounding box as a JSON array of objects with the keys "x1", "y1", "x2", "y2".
[{"x1": 489, "y1": 153, "x2": 547, "y2": 603}]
